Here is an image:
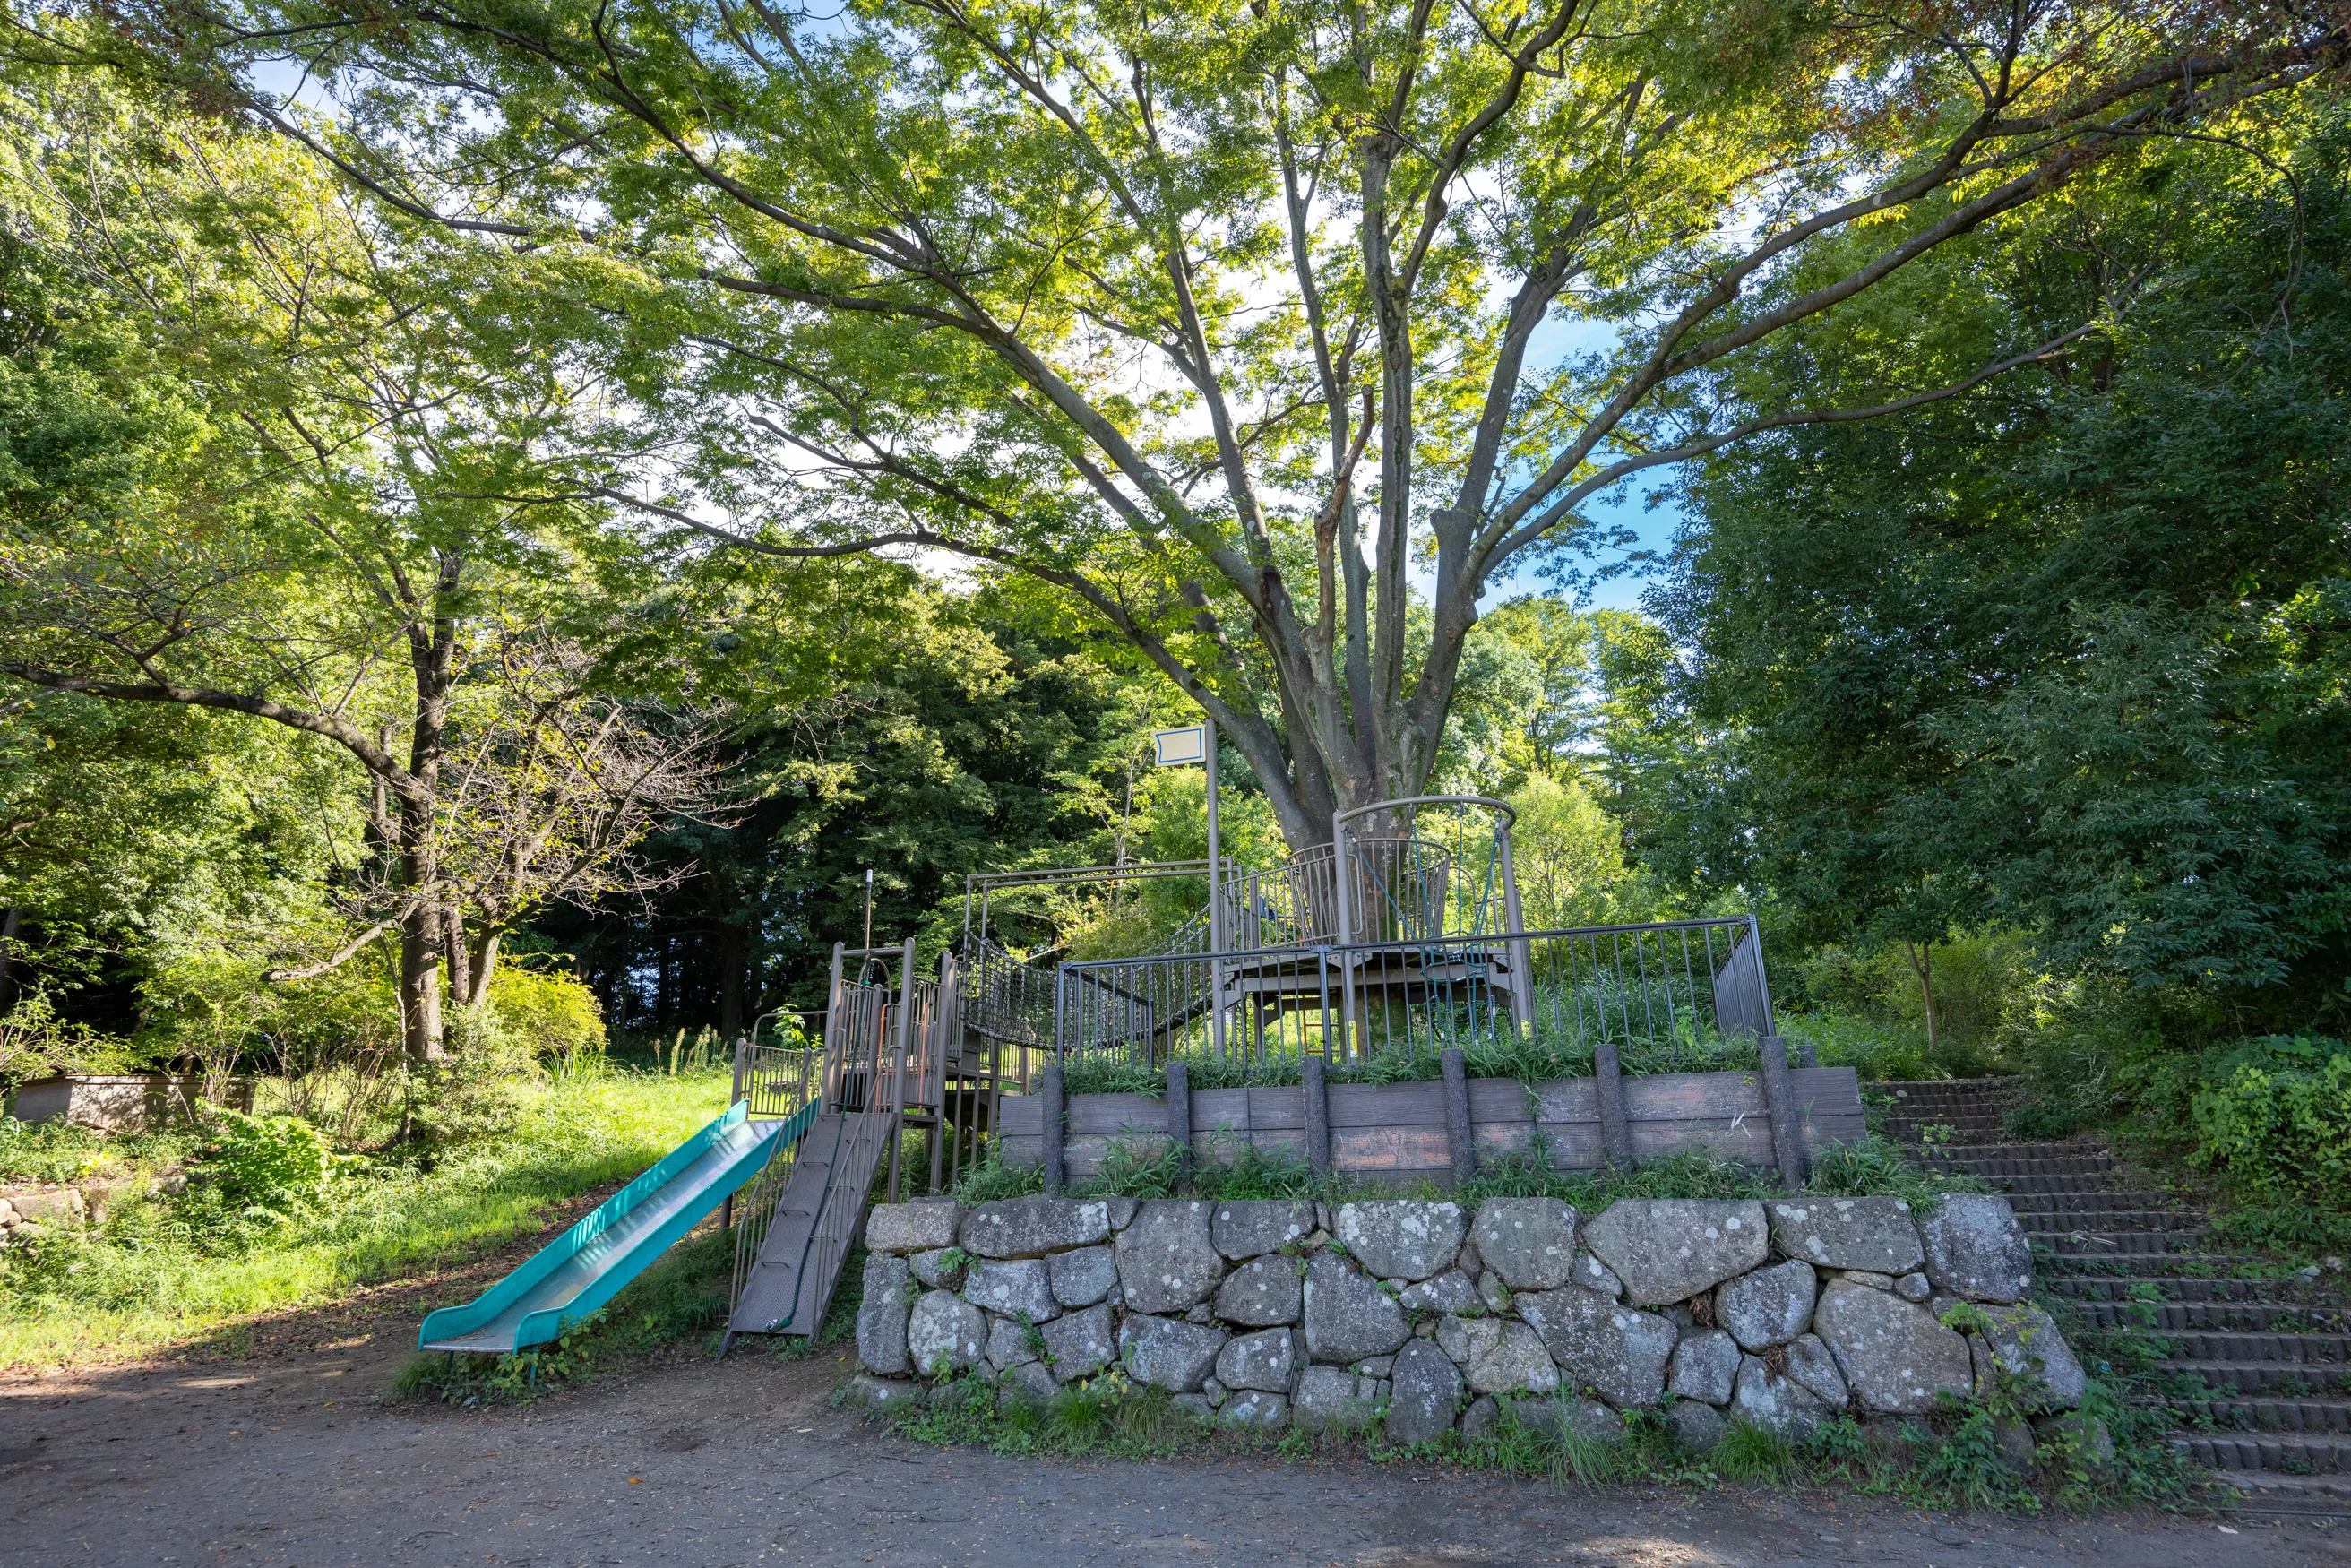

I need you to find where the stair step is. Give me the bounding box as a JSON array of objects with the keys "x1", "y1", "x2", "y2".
[
  {"x1": 1916, "y1": 1142, "x2": 2110, "y2": 1164},
  {"x1": 2163, "y1": 1397, "x2": 2351, "y2": 1434},
  {"x1": 2075, "y1": 1300, "x2": 2351, "y2": 1332},
  {"x1": 2113, "y1": 1329, "x2": 2351, "y2": 1363},
  {"x1": 2035, "y1": 1252, "x2": 2262, "y2": 1276},
  {"x1": 1976, "y1": 1174, "x2": 2134, "y2": 1198},
  {"x1": 2017, "y1": 1207, "x2": 2205, "y2": 1230},
  {"x1": 2004, "y1": 1191, "x2": 2177, "y2": 1213},
  {"x1": 2036, "y1": 1229, "x2": 2209, "y2": 1256},
  {"x1": 2172, "y1": 1433, "x2": 2351, "y2": 1475},
  {"x1": 2155, "y1": 1361, "x2": 2351, "y2": 1395}
]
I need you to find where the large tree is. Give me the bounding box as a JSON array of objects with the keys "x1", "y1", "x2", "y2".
[
  {"x1": 0, "y1": 64, "x2": 704, "y2": 1058},
  {"x1": 1655, "y1": 107, "x2": 2351, "y2": 1020},
  {"x1": 67, "y1": 0, "x2": 2340, "y2": 851}
]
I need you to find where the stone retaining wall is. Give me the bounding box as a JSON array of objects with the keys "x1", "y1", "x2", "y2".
[{"x1": 850, "y1": 1191, "x2": 2088, "y2": 1451}]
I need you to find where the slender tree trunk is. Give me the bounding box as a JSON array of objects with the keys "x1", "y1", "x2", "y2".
[
  {"x1": 442, "y1": 906, "x2": 472, "y2": 1016},
  {"x1": 719, "y1": 926, "x2": 745, "y2": 1038},
  {"x1": 463, "y1": 926, "x2": 502, "y2": 1010},
  {"x1": 400, "y1": 911, "x2": 444, "y2": 1062},
  {"x1": 397, "y1": 797, "x2": 444, "y2": 1062},
  {"x1": 0, "y1": 905, "x2": 18, "y2": 1014},
  {"x1": 1905, "y1": 940, "x2": 1938, "y2": 1054}
]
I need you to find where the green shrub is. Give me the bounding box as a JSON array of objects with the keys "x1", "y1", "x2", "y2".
[
  {"x1": 489, "y1": 966, "x2": 608, "y2": 1079},
  {"x1": 195, "y1": 1106, "x2": 350, "y2": 1219},
  {"x1": 2188, "y1": 1036, "x2": 2351, "y2": 1202}
]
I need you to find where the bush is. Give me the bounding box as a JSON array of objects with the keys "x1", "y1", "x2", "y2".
[
  {"x1": 194, "y1": 1106, "x2": 351, "y2": 1218},
  {"x1": 2188, "y1": 1036, "x2": 2351, "y2": 1202},
  {"x1": 489, "y1": 966, "x2": 607, "y2": 1079}
]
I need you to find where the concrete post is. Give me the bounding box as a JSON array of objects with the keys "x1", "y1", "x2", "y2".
[
  {"x1": 1441, "y1": 1047, "x2": 1476, "y2": 1188},
  {"x1": 1756, "y1": 1034, "x2": 1810, "y2": 1193},
  {"x1": 1303, "y1": 1055, "x2": 1331, "y2": 1179},
  {"x1": 1041, "y1": 1062, "x2": 1065, "y2": 1193}
]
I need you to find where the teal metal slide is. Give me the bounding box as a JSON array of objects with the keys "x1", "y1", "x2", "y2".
[{"x1": 418, "y1": 1098, "x2": 814, "y2": 1356}]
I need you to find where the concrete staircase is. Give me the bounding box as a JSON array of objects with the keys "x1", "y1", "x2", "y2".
[{"x1": 1876, "y1": 1075, "x2": 2350, "y2": 1517}]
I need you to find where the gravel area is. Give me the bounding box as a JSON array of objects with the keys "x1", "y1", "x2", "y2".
[{"x1": 4, "y1": 1330, "x2": 2347, "y2": 1567}]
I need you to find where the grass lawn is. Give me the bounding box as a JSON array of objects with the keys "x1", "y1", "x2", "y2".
[{"x1": 0, "y1": 1071, "x2": 734, "y2": 1370}]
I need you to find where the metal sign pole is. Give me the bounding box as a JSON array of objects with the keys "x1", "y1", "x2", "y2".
[{"x1": 1204, "y1": 714, "x2": 1225, "y2": 1062}]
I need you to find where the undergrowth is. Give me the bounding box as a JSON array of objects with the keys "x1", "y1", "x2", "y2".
[
  {"x1": 952, "y1": 1131, "x2": 1985, "y2": 1211},
  {"x1": 392, "y1": 1223, "x2": 739, "y2": 1405},
  {"x1": 881, "y1": 1368, "x2": 2185, "y2": 1515},
  {"x1": 0, "y1": 1071, "x2": 731, "y2": 1368}
]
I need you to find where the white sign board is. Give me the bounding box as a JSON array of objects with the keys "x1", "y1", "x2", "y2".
[{"x1": 1152, "y1": 725, "x2": 1208, "y2": 766}]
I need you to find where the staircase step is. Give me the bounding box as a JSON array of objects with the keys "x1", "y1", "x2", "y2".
[
  {"x1": 2017, "y1": 1205, "x2": 2204, "y2": 1228},
  {"x1": 1916, "y1": 1142, "x2": 2110, "y2": 1165},
  {"x1": 2171, "y1": 1433, "x2": 2351, "y2": 1475},
  {"x1": 2035, "y1": 1229, "x2": 2209, "y2": 1256},
  {"x1": 1977, "y1": 1174, "x2": 2134, "y2": 1198},
  {"x1": 2205, "y1": 1469, "x2": 2351, "y2": 1518},
  {"x1": 2155, "y1": 1361, "x2": 2351, "y2": 1395},
  {"x1": 2035, "y1": 1251, "x2": 2261, "y2": 1275},
  {"x1": 2005, "y1": 1190, "x2": 2177, "y2": 1213},
  {"x1": 2162, "y1": 1397, "x2": 2351, "y2": 1434},
  {"x1": 2075, "y1": 1300, "x2": 2351, "y2": 1332},
  {"x1": 2114, "y1": 1329, "x2": 2351, "y2": 1364},
  {"x1": 2046, "y1": 1275, "x2": 2334, "y2": 1306}
]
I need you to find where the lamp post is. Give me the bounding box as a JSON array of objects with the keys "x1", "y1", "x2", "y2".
[{"x1": 1152, "y1": 718, "x2": 1223, "y2": 1056}]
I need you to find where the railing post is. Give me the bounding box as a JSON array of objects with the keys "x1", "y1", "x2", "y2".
[
  {"x1": 822, "y1": 942, "x2": 847, "y2": 1111},
  {"x1": 887, "y1": 937, "x2": 915, "y2": 1203},
  {"x1": 1494, "y1": 819, "x2": 1535, "y2": 1038},
  {"x1": 1331, "y1": 819, "x2": 1356, "y2": 1061},
  {"x1": 1441, "y1": 1046, "x2": 1476, "y2": 1188},
  {"x1": 1757, "y1": 1033, "x2": 1810, "y2": 1193}
]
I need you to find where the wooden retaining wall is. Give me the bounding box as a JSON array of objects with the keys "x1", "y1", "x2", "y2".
[{"x1": 996, "y1": 1065, "x2": 1865, "y2": 1188}]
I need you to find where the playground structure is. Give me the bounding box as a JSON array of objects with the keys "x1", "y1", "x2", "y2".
[{"x1": 420, "y1": 792, "x2": 1800, "y2": 1358}]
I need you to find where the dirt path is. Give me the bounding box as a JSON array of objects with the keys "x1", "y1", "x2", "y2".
[{"x1": 4, "y1": 1327, "x2": 2348, "y2": 1568}]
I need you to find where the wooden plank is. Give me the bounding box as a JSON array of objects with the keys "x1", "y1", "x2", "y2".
[
  {"x1": 1531, "y1": 1122, "x2": 1610, "y2": 1169},
  {"x1": 1468, "y1": 1076, "x2": 1534, "y2": 1124},
  {"x1": 1530, "y1": 1079, "x2": 1602, "y2": 1123},
  {"x1": 998, "y1": 1095, "x2": 1041, "y2": 1135},
  {"x1": 1630, "y1": 1118, "x2": 1774, "y2": 1163},
  {"x1": 1247, "y1": 1127, "x2": 1307, "y2": 1158},
  {"x1": 1000, "y1": 1133, "x2": 1041, "y2": 1169},
  {"x1": 1067, "y1": 1091, "x2": 1169, "y2": 1136},
  {"x1": 1331, "y1": 1123, "x2": 1451, "y2": 1172},
  {"x1": 1246, "y1": 1085, "x2": 1306, "y2": 1130},
  {"x1": 1624, "y1": 1072, "x2": 1767, "y2": 1120},
  {"x1": 1798, "y1": 1114, "x2": 1870, "y2": 1150},
  {"x1": 1327, "y1": 1079, "x2": 1446, "y2": 1128},
  {"x1": 1787, "y1": 1066, "x2": 1864, "y2": 1116},
  {"x1": 1191, "y1": 1087, "x2": 1251, "y2": 1134}
]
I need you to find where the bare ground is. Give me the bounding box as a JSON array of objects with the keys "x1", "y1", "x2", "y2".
[{"x1": 5, "y1": 1318, "x2": 2350, "y2": 1568}]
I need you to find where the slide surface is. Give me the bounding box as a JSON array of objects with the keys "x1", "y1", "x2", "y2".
[{"x1": 418, "y1": 1098, "x2": 811, "y2": 1355}]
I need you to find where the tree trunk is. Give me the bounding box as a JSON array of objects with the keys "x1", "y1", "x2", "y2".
[
  {"x1": 400, "y1": 908, "x2": 444, "y2": 1063},
  {"x1": 1905, "y1": 940, "x2": 1938, "y2": 1054},
  {"x1": 0, "y1": 905, "x2": 18, "y2": 1014},
  {"x1": 463, "y1": 926, "x2": 502, "y2": 1011},
  {"x1": 719, "y1": 926, "x2": 745, "y2": 1038},
  {"x1": 442, "y1": 906, "x2": 472, "y2": 1015},
  {"x1": 397, "y1": 794, "x2": 444, "y2": 1062}
]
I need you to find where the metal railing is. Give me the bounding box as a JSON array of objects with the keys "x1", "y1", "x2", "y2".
[
  {"x1": 728, "y1": 948, "x2": 907, "y2": 1322},
  {"x1": 1052, "y1": 913, "x2": 1776, "y2": 1079}
]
